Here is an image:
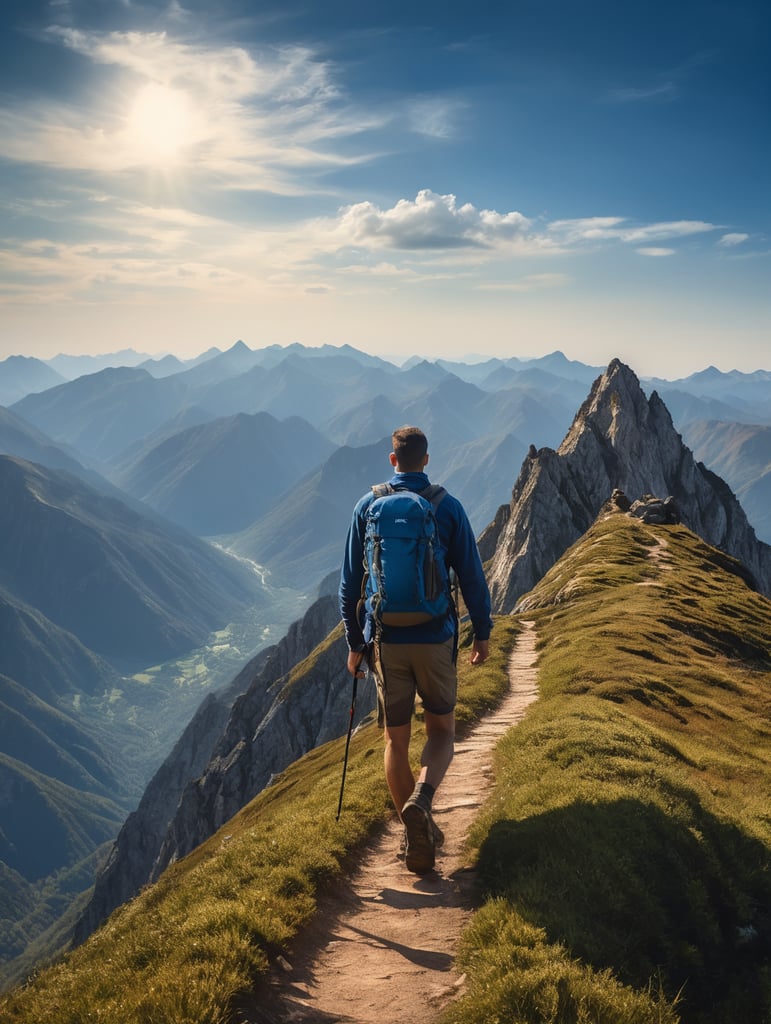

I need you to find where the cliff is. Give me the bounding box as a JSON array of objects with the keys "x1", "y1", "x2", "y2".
[
  {"x1": 74, "y1": 577, "x2": 374, "y2": 943},
  {"x1": 480, "y1": 359, "x2": 771, "y2": 612}
]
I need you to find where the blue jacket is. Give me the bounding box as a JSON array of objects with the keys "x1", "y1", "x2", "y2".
[{"x1": 339, "y1": 471, "x2": 493, "y2": 650}]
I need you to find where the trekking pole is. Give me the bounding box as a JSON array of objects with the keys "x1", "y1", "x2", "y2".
[{"x1": 336, "y1": 673, "x2": 359, "y2": 820}]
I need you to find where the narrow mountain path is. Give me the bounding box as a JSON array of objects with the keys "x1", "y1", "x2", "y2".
[{"x1": 262, "y1": 621, "x2": 539, "y2": 1024}]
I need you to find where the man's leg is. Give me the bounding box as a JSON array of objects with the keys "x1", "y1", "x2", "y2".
[
  {"x1": 383, "y1": 721, "x2": 414, "y2": 815},
  {"x1": 418, "y1": 709, "x2": 455, "y2": 789},
  {"x1": 401, "y1": 642, "x2": 457, "y2": 874}
]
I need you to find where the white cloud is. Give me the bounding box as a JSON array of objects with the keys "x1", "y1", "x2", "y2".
[
  {"x1": 332, "y1": 189, "x2": 545, "y2": 252},
  {"x1": 636, "y1": 247, "x2": 675, "y2": 257},
  {"x1": 718, "y1": 232, "x2": 749, "y2": 247}
]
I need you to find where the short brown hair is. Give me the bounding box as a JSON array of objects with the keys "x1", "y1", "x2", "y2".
[{"x1": 392, "y1": 425, "x2": 428, "y2": 471}]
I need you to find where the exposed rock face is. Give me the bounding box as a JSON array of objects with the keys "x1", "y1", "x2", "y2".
[
  {"x1": 150, "y1": 613, "x2": 373, "y2": 883},
  {"x1": 74, "y1": 577, "x2": 372, "y2": 944},
  {"x1": 480, "y1": 359, "x2": 771, "y2": 612}
]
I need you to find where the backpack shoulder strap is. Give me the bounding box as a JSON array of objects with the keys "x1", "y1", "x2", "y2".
[
  {"x1": 420, "y1": 484, "x2": 447, "y2": 511},
  {"x1": 371, "y1": 482, "x2": 395, "y2": 499}
]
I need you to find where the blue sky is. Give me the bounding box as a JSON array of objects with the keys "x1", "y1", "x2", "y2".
[{"x1": 0, "y1": 0, "x2": 768, "y2": 376}]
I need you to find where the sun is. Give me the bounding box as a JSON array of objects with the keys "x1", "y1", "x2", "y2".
[{"x1": 123, "y1": 83, "x2": 201, "y2": 168}]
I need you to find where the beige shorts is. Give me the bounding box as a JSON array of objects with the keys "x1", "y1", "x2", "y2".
[{"x1": 372, "y1": 638, "x2": 457, "y2": 728}]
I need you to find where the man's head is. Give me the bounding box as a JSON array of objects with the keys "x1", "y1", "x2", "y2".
[{"x1": 390, "y1": 425, "x2": 429, "y2": 472}]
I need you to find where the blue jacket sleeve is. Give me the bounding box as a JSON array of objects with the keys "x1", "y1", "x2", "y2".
[
  {"x1": 442, "y1": 497, "x2": 493, "y2": 642},
  {"x1": 339, "y1": 497, "x2": 368, "y2": 650}
]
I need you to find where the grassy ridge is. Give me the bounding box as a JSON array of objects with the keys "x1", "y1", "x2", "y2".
[
  {"x1": 447, "y1": 516, "x2": 771, "y2": 1024},
  {"x1": 3, "y1": 516, "x2": 769, "y2": 1023},
  {"x1": 0, "y1": 620, "x2": 521, "y2": 1023}
]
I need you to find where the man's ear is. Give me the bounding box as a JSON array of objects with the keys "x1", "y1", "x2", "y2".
[{"x1": 389, "y1": 452, "x2": 398, "y2": 468}]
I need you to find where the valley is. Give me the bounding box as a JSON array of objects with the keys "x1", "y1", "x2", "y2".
[{"x1": 95, "y1": 579, "x2": 308, "y2": 789}]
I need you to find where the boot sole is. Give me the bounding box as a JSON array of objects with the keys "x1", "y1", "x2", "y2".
[{"x1": 402, "y1": 803, "x2": 435, "y2": 874}]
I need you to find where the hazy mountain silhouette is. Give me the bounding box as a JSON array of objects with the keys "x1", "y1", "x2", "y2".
[
  {"x1": 0, "y1": 404, "x2": 92, "y2": 478},
  {"x1": 649, "y1": 367, "x2": 771, "y2": 426},
  {"x1": 0, "y1": 588, "x2": 116, "y2": 704},
  {"x1": 684, "y1": 420, "x2": 771, "y2": 545},
  {"x1": 114, "y1": 411, "x2": 334, "y2": 536},
  {"x1": 227, "y1": 439, "x2": 390, "y2": 587},
  {"x1": 0, "y1": 672, "x2": 118, "y2": 797},
  {"x1": 199, "y1": 351, "x2": 402, "y2": 423},
  {"x1": 0, "y1": 455, "x2": 260, "y2": 668},
  {"x1": 136, "y1": 354, "x2": 187, "y2": 378},
  {"x1": 11, "y1": 366, "x2": 188, "y2": 461},
  {"x1": 46, "y1": 349, "x2": 156, "y2": 378},
  {"x1": 0, "y1": 355, "x2": 65, "y2": 406}
]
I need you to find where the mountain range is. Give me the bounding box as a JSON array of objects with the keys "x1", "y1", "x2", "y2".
[
  {"x1": 0, "y1": 452, "x2": 270, "y2": 983},
  {"x1": 113, "y1": 411, "x2": 335, "y2": 536},
  {"x1": 0, "y1": 341, "x2": 770, "y2": 990},
  {"x1": 69, "y1": 355, "x2": 771, "y2": 958}
]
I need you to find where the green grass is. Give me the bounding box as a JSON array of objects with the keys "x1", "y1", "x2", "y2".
[
  {"x1": 446, "y1": 516, "x2": 771, "y2": 1024},
  {"x1": 3, "y1": 517, "x2": 770, "y2": 1024},
  {"x1": 0, "y1": 619, "x2": 521, "y2": 1024}
]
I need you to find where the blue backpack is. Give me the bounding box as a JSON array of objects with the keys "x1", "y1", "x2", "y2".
[{"x1": 362, "y1": 483, "x2": 451, "y2": 627}]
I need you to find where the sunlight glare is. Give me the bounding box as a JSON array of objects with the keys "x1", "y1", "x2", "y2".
[{"x1": 125, "y1": 83, "x2": 200, "y2": 167}]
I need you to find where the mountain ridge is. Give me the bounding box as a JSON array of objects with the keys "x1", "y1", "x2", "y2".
[
  {"x1": 480, "y1": 358, "x2": 771, "y2": 612},
  {"x1": 72, "y1": 356, "x2": 771, "y2": 956},
  {"x1": 3, "y1": 513, "x2": 769, "y2": 1022},
  {"x1": 2, "y1": 345, "x2": 771, "y2": 999},
  {"x1": 0, "y1": 455, "x2": 260, "y2": 668}
]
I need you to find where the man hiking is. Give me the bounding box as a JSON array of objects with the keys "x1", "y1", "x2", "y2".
[{"x1": 339, "y1": 425, "x2": 492, "y2": 874}]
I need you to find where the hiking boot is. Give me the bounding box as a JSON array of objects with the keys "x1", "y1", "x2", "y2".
[
  {"x1": 398, "y1": 818, "x2": 443, "y2": 861},
  {"x1": 401, "y1": 798, "x2": 436, "y2": 874},
  {"x1": 432, "y1": 818, "x2": 445, "y2": 849}
]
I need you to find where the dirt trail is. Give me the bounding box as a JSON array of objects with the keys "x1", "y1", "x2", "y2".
[{"x1": 264, "y1": 621, "x2": 539, "y2": 1024}]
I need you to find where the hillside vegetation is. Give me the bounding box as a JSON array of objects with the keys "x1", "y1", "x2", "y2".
[
  {"x1": 2, "y1": 517, "x2": 770, "y2": 1023},
  {"x1": 451, "y1": 515, "x2": 771, "y2": 1024}
]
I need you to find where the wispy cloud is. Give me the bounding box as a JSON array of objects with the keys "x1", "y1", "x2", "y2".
[
  {"x1": 549, "y1": 216, "x2": 716, "y2": 245},
  {"x1": 477, "y1": 273, "x2": 571, "y2": 291},
  {"x1": 636, "y1": 247, "x2": 675, "y2": 257},
  {"x1": 407, "y1": 96, "x2": 467, "y2": 139},
  {"x1": 608, "y1": 82, "x2": 678, "y2": 103},
  {"x1": 605, "y1": 52, "x2": 715, "y2": 106},
  {"x1": 718, "y1": 232, "x2": 750, "y2": 247},
  {"x1": 0, "y1": 27, "x2": 379, "y2": 191}
]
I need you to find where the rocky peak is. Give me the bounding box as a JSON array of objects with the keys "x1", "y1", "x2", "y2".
[{"x1": 480, "y1": 359, "x2": 771, "y2": 612}]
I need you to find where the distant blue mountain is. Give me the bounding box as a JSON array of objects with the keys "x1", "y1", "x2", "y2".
[
  {"x1": 0, "y1": 355, "x2": 65, "y2": 406},
  {"x1": 115, "y1": 411, "x2": 335, "y2": 535},
  {"x1": 0, "y1": 455, "x2": 260, "y2": 668}
]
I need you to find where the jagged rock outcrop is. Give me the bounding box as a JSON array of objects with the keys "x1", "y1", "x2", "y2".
[
  {"x1": 480, "y1": 359, "x2": 771, "y2": 612},
  {"x1": 74, "y1": 575, "x2": 369, "y2": 944},
  {"x1": 150, "y1": 618, "x2": 375, "y2": 881}
]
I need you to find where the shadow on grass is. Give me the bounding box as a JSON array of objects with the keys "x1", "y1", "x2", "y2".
[{"x1": 477, "y1": 797, "x2": 771, "y2": 1023}]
